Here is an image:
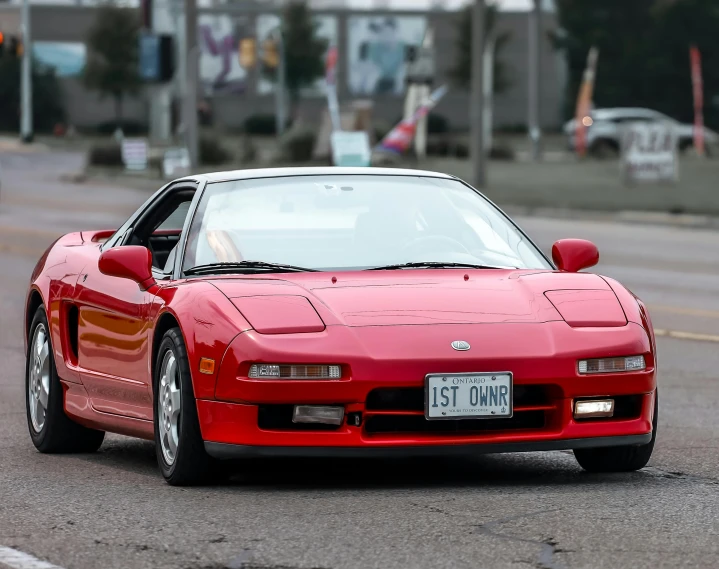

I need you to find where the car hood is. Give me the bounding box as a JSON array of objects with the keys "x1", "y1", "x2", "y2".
[{"x1": 209, "y1": 270, "x2": 625, "y2": 329}]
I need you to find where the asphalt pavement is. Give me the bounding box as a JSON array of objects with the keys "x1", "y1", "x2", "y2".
[{"x1": 0, "y1": 150, "x2": 717, "y2": 569}]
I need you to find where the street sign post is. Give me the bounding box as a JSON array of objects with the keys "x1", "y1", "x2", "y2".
[
  {"x1": 331, "y1": 131, "x2": 371, "y2": 167},
  {"x1": 121, "y1": 139, "x2": 149, "y2": 171},
  {"x1": 162, "y1": 147, "x2": 191, "y2": 179},
  {"x1": 620, "y1": 121, "x2": 678, "y2": 185}
]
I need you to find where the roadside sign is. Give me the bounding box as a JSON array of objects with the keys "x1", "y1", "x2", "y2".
[
  {"x1": 121, "y1": 139, "x2": 148, "y2": 171},
  {"x1": 331, "y1": 131, "x2": 371, "y2": 167},
  {"x1": 163, "y1": 147, "x2": 191, "y2": 179},
  {"x1": 620, "y1": 121, "x2": 678, "y2": 184},
  {"x1": 405, "y1": 45, "x2": 435, "y2": 85}
]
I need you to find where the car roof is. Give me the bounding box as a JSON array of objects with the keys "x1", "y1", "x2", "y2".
[
  {"x1": 176, "y1": 166, "x2": 458, "y2": 185},
  {"x1": 592, "y1": 108, "x2": 664, "y2": 118}
]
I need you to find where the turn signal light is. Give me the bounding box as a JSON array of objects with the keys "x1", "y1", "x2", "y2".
[
  {"x1": 248, "y1": 364, "x2": 342, "y2": 379},
  {"x1": 577, "y1": 355, "x2": 645, "y2": 374}
]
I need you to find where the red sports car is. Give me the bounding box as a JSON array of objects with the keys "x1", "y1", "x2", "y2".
[{"x1": 25, "y1": 167, "x2": 658, "y2": 485}]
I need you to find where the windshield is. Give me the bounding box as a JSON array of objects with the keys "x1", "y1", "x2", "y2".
[{"x1": 182, "y1": 175, "x2": 551, "y2": 272}]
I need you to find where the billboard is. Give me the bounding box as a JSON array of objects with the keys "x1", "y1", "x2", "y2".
[
  {"x1": 198, "y1": 14, "x2": 251, "y2": 95},
  {"x1": 347, "y1": 15, "x2": 427, "y2": 96},
  {"x1": 257, "y1": 14, "x2": 337, "y2": 96}
]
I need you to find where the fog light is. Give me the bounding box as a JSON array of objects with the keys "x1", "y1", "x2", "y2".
[
  {"x1": 574, "y1": 399, "x2": 615, "y2": 419},
  {"x1": 292, "y1": 405, "x2": 345, "y2": 425}
]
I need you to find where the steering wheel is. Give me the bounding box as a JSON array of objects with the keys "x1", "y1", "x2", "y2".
[{"x1": 400, "y1": 234, "x2": 471, "y2": 257}]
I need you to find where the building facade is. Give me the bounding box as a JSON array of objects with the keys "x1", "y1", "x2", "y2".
[{"x1": 0, "y1": 3, "x2": 567, "y2": 134}]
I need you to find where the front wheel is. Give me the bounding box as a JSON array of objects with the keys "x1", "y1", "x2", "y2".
[
  {"x1": 574, "y1": 390, "x2": 658, "y2": 473},
  {"x1": 154, "y1": 327, "x2": 215, "y2": 486},
  {"x1": 26, "y1": 306, "x2": 105, "y2": 453}
]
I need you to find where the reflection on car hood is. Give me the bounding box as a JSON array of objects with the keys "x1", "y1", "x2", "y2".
[{"x1": 209, "y1": 270, "x2": 621, "y2": 328}]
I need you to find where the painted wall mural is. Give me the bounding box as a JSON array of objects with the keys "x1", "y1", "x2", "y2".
[
  {"x1": 198, "y1": 13, "x2": 252, "y2": 95},
  {"x1": 33, "y1": 42, "x2": 86, "y2": 77},
  {"x1": 347, "y1": 15, "x2": 427, "y2": 96}
]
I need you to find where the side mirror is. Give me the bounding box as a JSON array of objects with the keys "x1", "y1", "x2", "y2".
[
  {"x1": 98, "y1": 246, "x2": 156, "y2": 290},
  {"x1": 551, "y1": 239, "x2": 599, "y2": 273}
]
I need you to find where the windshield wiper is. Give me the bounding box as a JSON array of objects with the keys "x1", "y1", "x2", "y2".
[
  {"x1": 366, "y1": 261, "x2": 516, "y2": 271},
  {"x1": 184, "y1": 261, "x2": 319, "y2": 275}
]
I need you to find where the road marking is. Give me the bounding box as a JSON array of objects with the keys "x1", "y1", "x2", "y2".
[
  {"x1": 648, "y1": 304, "x2": 719, "y2": 319},
  {"x1": 654, "y1": 329, "x2": 719, "y2": 343},
  {"x1": 0, "y1": 546, "x2": 65, "y2": 569}
]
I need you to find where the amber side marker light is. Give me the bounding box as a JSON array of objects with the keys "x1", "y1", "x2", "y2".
[{"x1": 199, "y1": 358, "x2": 216, "y2": 375}]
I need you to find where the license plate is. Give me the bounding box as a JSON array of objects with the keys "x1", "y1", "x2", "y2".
[{"x1": 425, "y1": 373, "x2": 513, "y2": 420}]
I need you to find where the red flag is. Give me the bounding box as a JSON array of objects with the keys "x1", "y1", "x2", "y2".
[{"x1": 690, "y1": 45, "x2": 705, "y2": 157}]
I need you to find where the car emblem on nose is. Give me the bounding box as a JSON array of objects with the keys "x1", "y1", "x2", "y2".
[{"x1": 451, "y1": 340, "x2": 471, "y2": 351}]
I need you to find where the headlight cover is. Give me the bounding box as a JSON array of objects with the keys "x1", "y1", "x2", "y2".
[{"x1": 578, "y1": 355, "x2": 646, "y2": 374}]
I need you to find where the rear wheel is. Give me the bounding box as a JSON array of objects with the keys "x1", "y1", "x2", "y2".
[
  {"x1": 574, "y1": 391, "x2": 658, "y2": 472},
  {"x1": 26, "y1": 306, "x2": 105, "y2": 453},
  {"x1": 154, "y1": 327, "x2": 215, "y2": 486}
]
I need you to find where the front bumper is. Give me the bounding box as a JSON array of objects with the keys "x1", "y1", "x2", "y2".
[
  {"x1": 204, "y1": 433, "x2": 652, "y2": 459},
  {"x1": 198, "y1": 322, "x2": 656, "y2": 455}
]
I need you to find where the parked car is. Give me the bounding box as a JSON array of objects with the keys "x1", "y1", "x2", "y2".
[{"x1": 563, "y1": 107, "x2": 719, "y2": 157}]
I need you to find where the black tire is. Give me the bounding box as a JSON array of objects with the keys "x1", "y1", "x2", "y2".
[
  {"x1": 26, "y1": 306, "x2": 105, "y2": 453},
  {"x1": 574, "y1": 390, "x2": 658, "y2": 473},
  {"x1": 589, "y1": 139, "x2": 619, "y2": 159},
  {"x1": 153, "y1": 327, "x2": 215, "y2": 486}
]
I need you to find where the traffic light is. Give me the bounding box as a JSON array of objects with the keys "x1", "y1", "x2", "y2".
[
  {"x1": 238, "y1": 38, "x2": 256, "y2": 69},
  {"x1": 9, "y1": 36, "x2": 21, "y2": 57},
  {"x1": 261, "y1": 38, "x2": 279, "y2": 69},
  {"x1": 0, "y1": 33, "x2": 23, "y2": 58}
]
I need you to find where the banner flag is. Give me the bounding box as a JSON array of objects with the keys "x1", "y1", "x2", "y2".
[{"x1": 376, "y1": 84, "x2": 448, "y2": 154}]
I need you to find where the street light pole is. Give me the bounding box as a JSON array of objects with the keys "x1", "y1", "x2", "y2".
[
  {"x1": 20, "y1": 0, "x2": 33, "y2": 144},
  {"x1": 528, "y1": 0, "x2": 542, "y2": 160},
  {"x1": 184, "y1": 0, "x2": 199, "y2": 168},
  {"x1": 275, "y1": 28, "x2": 287, "y2": 137},
  {"x1": 470, "y1": 0, "x2": 486, "y2": 188}
]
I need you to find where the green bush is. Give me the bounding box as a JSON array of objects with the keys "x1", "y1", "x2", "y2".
[
  {"x1": 279, "y1": 128, "x2": 316, "y2": 163},
  {"x1": 199, "y1": 136, "x2": 232, "y2": 165},
  {"x1": 95, "y1": 120, "x2": 147, "y2": 136},
  {"x1": 243, "y1": 114, "x2": 292, "y2": 135},
  {"x1": 88, "y1": 143, "x2": 123, "y2": 166}
]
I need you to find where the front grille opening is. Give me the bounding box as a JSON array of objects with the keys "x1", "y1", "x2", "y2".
[
  {"x1": 257, "y1": 405, "x2": 342, "y2": 431},
  {"x1": 364, "y1": 410, "x2": 545, "y2": 435},
  {"x1": 366, "y1": 385, "x2": 550, "y2": 412}
]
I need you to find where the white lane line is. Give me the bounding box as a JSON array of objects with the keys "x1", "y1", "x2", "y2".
[{"x1": 0, "y1": 546, "x2": 65, "y2": 569}]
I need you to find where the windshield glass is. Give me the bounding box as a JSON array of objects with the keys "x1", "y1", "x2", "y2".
[{"x1": 182, "y1": 175, "x2": 551, "y2": 272}]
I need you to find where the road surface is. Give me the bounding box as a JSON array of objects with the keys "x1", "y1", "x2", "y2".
[{"x1": 0, "y1": 151, "x2": 717, "y2": 569}]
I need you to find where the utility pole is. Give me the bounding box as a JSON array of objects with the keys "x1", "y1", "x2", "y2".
[
  {"x1": 184, "y1": 0, "x2": 199, "y2": 168},
  {"x1": 528, "y1": 0, "x2": 542, "y2": 160},
  {"x1": 20, "y1": 0, "x2": 33, "y2": 144},
  {"x1": 275, "y1": 28, "x2": 287, "y2": 138},
  {"x1": 469, "y1": 0, "x2": 486, "y2": 188}
]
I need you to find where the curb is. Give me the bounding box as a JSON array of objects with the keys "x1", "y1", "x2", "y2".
[
  {"x1": 58, "y1": 170, "x2": 719, "y2": 231},
  {"x1": 500, "y1": 205, "x2": 719, "y2": 230}
]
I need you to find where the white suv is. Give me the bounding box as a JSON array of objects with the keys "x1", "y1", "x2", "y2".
[{"x1": 563, "y1": 107, "x2": 719, "y2": 156}]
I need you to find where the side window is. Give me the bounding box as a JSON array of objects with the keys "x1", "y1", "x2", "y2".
[{"x1": 156, "y1": 201, "x2": 192, "y2": 232}]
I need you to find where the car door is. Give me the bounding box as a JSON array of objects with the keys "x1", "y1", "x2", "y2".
[{"x1": 74, "y1": 183, "x2": 197, "y2": 420}]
